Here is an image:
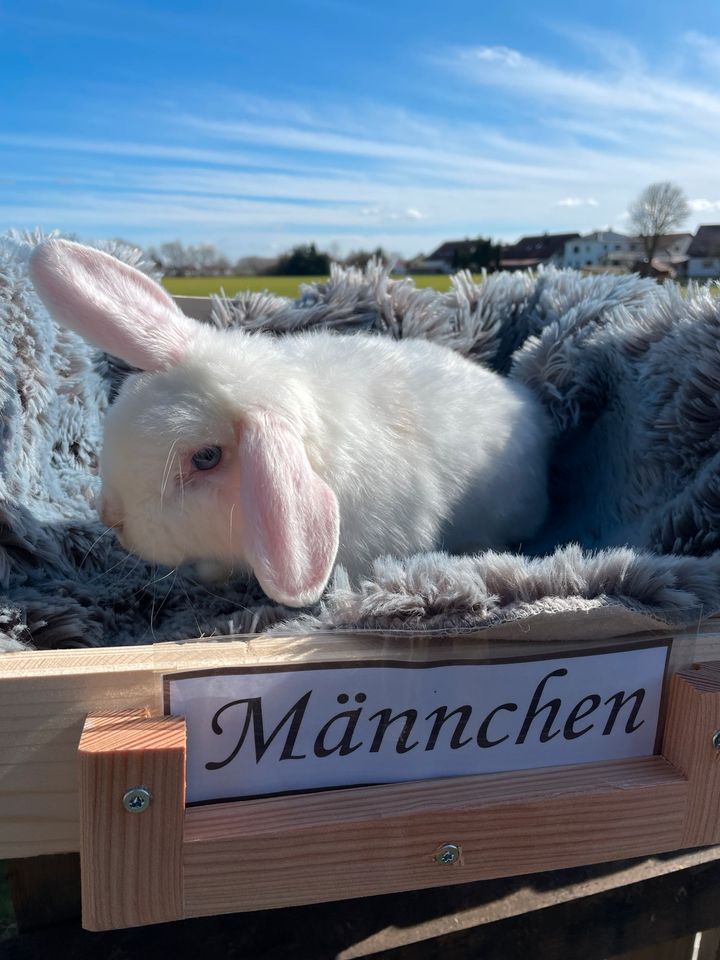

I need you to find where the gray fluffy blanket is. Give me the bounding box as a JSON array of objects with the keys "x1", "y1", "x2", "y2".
[{"x1": 3, "y1": 229, "x2": 720, "y2": 651}]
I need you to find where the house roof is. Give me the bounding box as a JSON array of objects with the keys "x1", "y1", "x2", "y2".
[
  {"x1": 426, "y1": 240, "x2": 476, "y2": 261},
  {"x1": 572, "y1": 230, "x2": 629, "y2": 244},
  {"x1": 658, "y1": 232, "x2": 693, "y2": 243},
  {"x1": 501, "y1": 232, "x2": 580, "y2": 261},
  {"x1": 686, "y1": 226, "x2": 720, "y2": 258}
]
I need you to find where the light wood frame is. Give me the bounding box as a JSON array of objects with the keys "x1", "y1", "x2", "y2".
[{"x1": 3, "y1": 624, "x2": 720, "y2": 931}]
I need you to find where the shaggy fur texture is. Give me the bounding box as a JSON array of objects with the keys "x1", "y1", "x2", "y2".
[
  {"x1": 35, "y1": 241, "x2": 550, "y2": 609},
  {"x1": 2, "y1": 230, "x2": 720, "y2": 651}
]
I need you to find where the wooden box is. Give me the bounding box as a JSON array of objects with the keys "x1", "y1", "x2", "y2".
[{"x1": 3, "y1": 619, "x2": 720, "y2": 932}]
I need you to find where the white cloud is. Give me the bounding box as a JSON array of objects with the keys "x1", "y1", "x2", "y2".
[
  {"x1": 682, "y1": 32, "x2": 720, "y2": 72},
  {"x1": 545, "y1": 23, "x2": 647, "y2": 74},
  {"x1": 472, "y1": 45, "x2": 524, "y2": 67},
  {"x1": 446, "y1": 44, "x2": 660, "y2": 115},
  {"x1": 556, "y1": 197, "x2": 599, "y2": 207},
  {"x1": 688, "y1": 198, "x2": 720, "y2": 212},
  {"x1": 390, "y1": 208, "x2": 425, "y2": 220},
  {"x1": 4, "y1": 28, "x2": 720, "y2": 257},
  {"x1": 445, "y1": 39, "x2": 720, "y2": 131}
]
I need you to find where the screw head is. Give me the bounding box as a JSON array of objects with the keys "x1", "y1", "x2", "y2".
[
  {"x1": 712, "y1": 730, "x2": 720, "y2": 750},
  {"x1": 434, "y1": 842, "x2": 461, "y2": 866},
  {"x1": 122, "y1": 787, "x2": 151, "y2": 813}
]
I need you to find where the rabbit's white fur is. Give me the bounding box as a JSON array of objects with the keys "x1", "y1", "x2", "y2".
[
  {"x1": 30, "y1": 239, "x2": 551, "y2": 608},
  {"x1": 102, "y1": 326, "x2": 550, "y2": 591}
]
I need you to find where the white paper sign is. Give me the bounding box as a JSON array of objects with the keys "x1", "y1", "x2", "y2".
[{"x1": 164, "y1": 643, "x2": 669, "y2": 805}]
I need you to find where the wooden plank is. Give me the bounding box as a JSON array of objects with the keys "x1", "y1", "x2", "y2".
[
  {"x1": 0, "y1": 666, "x2": 164, "y2": 857},
  {"x1": 4, "y1": 848, "x2": 720, "y2": 957},
  {"x1": 78, "y1": 712, "x2": 186, "y2": 931},
  {"x1": 691, "y1": 619, "x2": 720, "y2": 663},
  {"x1": 183, "y1": 755, "x2": 688, "y2": 916},
  {"x1": 697, "y1": 928, "x2": 720, "y2": 960},
  {"x1": 661, "y1": 664, "x2": 720, "y2": 847},
  {"x1": 0, "y1": 640, "x2": 336, "y2": 858},
  {"x1": 172, "y1": 294, "x2": 216, "y2": 322},
  {"x1": 1, "y1": 630, "x2": 700, "y2": 860}
]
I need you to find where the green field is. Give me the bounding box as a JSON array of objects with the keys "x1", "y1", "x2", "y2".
[{"x1": 162, "y1": 274, "x2": 481, "y2": 298}]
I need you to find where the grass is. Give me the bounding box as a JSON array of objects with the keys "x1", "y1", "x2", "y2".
[{"x1": 162, "y1": 274, "x2": 482, "y2": 298}]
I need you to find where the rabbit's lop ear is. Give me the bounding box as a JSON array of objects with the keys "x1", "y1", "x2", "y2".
[
  {"x1": 239, "y1": 412, "x2": 340, "y2": 608},
  {"x1": 30, "y1": 239, "x2": 197, "y2": 370}
]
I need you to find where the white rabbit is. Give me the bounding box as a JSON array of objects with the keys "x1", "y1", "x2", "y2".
[{"x1": 30, "y1": 240, "x2": 551, "y2": 608}]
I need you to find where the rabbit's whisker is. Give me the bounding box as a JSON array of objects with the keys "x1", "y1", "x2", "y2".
[
  {"x1": 85, "y1": 550, "x2": 134, "y2": 585},
  {"x1": 139, "y1": 566, "x2": 178, "y2": 592},
  {"x1": 228, "y1": 503, "x2": 236, "y2": 578},
  {"x1": 151, "y1": 566, "x2": 178, "y2": 630},
  {"x1": 184, "y1": 575, "x2": 259, "y2": 622},
  {"x1": 160, "y1": 439, "x2": 180, "y2": 510},
  {"x1": 147, "y1": 558, "x2": 175, "y2": 644},
  {"x1": 79, "y1": 521, "x2": 123, "y2": 568},
  {"x1": 115, "y1": 553, "x2": 144, "y2": 587},
  {"x1": 178, "y1": 576, "x2": 206, "y2": 639},
  {"x1": 177, "y1": 460, "x2": 186, "y2": 514}
]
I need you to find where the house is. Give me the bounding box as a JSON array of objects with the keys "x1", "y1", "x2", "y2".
[
  {"x1": 563, "y1": 231, "x2": 635, "y2": 269},
  {"x1": 392, "y1": 257, "x2": 427, "y2": 275},
  {"x1": 655, "y1": 232, "x2": 693, "y2": 259},
  {"x1": 564, "y1": 231, "x2": 692, "y2": 278},
  {"x1": 420, "y1": 240, "x2": 477, "y2": 273},
  {"x1": 645, "y1": 232, "x2": 692, "y2": 279},
  {"x1": 500, "y1": 233, "x2": 580, "y2": 271},
  {"x1": 684, "y1": 226, "x2": 720, "y2": 279}
]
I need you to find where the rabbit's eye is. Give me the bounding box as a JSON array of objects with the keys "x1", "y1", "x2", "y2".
[{"x1": 191, "y1": 446, "x2": 222, "y2": 471}]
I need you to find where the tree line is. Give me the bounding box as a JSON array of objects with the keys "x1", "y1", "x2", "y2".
[
  {"x1": 146, "y1": 241, "x2": 394, "y2": 277},
  {"x1": 146, "y1": 182, "x2": 692, "y2": 279}
]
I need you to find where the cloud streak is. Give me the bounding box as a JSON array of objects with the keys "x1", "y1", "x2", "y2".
[
  {"x1": 556, "y1": 197, "x2": 599, "y2": 208},
  {"x1": 2, "y1": 27, "x2": 720, "y2": 256}
]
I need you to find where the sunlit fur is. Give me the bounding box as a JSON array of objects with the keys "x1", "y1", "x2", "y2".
[
  {"x1": 100, "y1": 324, "x2": 551, "y2": 605},
  {"x1": 30, "y1": 239, "x2": 552, "y2": 608}
]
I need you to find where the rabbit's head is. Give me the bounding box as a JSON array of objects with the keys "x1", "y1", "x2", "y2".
[{"x1": 30, "y1": 240, "x2": 339, "y2": 607}]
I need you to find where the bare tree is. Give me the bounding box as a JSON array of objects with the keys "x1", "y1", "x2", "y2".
[
  {"x1": 189, "y1": 243, "x2": 230, "y2": 275},
  {"x1": 344, "y1": 247, "x2": 389, "y2": 268},
  {"x1": 629, "y1": 182, "x2": 689, "y2": 270},
  {"x1": 146, "y1": 241, "x2": 231, "y2": 276}
]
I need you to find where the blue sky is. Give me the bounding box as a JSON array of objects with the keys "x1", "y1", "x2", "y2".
[{"x1": 2, "y1": 0, "x2": 720, "y2": 259}]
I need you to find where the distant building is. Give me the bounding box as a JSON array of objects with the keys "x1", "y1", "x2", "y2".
[
  {"x1": 393, "y1": 257, "x2": 428, "y2": 275},
  {"x1": 655, "y1": 232, "x2": 693, "y2": 259},
  {"x1": 564, "y1": 231, "x2": 692, "y2": 278},
  {"x1": 563, "y1": 231, "x2": 636, "y2": 269},
  {"x1": 646, "y1": 232, "x2": 692, "y2": 279},
  {"x1": 420, "y1": 240, "x2": 477, "y2": 273},
  {"x1": 416, "y1": 228, "x2": 706, "y2": 279},
  {"x1": 233, "y1": 256, "x2": 279, "y2": 276},
  {"x1": 685, "y1": 226, "x2": 720, "y2": 279},
  {"x1": 501, "y1": 233, "x2": 580, "y2": 271}
]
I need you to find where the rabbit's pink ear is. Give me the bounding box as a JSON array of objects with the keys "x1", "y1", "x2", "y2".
[
  {"x1": 29, "y1": 239, "x2": 197, "y2": 370},
  {"x1": 239, "y1": 412, "x2": 340, "y2": 608}
]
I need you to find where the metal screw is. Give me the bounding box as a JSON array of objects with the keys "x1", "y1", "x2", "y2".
[
  {"x1": 122, "y1": 787, "x2": 151, "y2": 813},
  {"x1": 434, "y1": 843, "x2": 461, "y2": 866},
  {"x1": 712, "y1": 730, "x2": 720, "y2": 750}
]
